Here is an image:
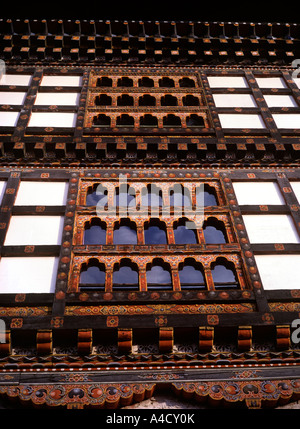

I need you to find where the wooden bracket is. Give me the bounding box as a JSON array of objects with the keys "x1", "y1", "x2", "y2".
[
  {"x1": 118, "y1": 328, "x2": 132, "y2": 354},
  {"x1": 276, "y1": 325, "x2": 290, "y2": 350},
  {"x1": 36, "y1": 330, "x2": 53, "y2": 355},
  {"x1": 78, "y1": 329, "x2": 93, "y2": 354},
  {"x1": 159, "y1": 327, "x2": 173, "y2": 353},
  {"x1": 199, "y1": 326, "x2": 214, "y2": 352},
  {"x1": 238, "y1": 326, "x2": 252, "y2": 351}
]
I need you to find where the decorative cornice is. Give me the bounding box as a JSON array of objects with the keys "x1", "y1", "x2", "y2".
[{"x1": 1, "y1": 20, "x2": 299, "y2": 65}]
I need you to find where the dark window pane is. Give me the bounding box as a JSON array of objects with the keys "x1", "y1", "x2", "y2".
[
  {"x1": 86, "y1": 189, "x2": 108, "y2": 206},
  {"x1": 80, "y1": 266, "x2": 105, "y2": 284},
  {"x1": 196, "y1": 187, "x2": 218, "y2": 206},
  {"x1": 179, "y1": 265, "x2": 205, "y2": 288},
  {"x1": 144, "y1": 226, "x2": 167, "y2": 244},
  {"x1": 174, "y1": 225, "x2": 197, "y2": 244},
  {"x1": 147, "y1": 265, "x2": 171, "y2": 285},
  {"x1": 204, "y1": 226, "x2": 226, "y2": 244},
  {"x1": 113, "y1": 225, "x2": 137, "y2": 244},
  {"x1": 212, "y1": 265, "x2": 238, "y2": 288},
  {"x1": 84, "y1": 225, "x2": 106, "y2": 245},
  {"x1": 113, "y1": 266, "x2": 139, "y2": 289}
]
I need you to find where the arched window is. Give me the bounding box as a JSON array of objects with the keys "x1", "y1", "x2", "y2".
[
  {"x1": 160, "y1": 94, "x2": 178, "y2": 106},
  {"x1": 116, "y1": 114, "x2": 134, "y2": 127},
  {"x1": 117, "y1": 76, "x2": 133, "y2": 87},
  {"x1": 96, "y1": 76, "x2": 112, "y2": 87},
  {"x1": 203, "y1": 217, "x2": 227, "y2": 244},
  {"x1": 95, "y1": 94, "x2": 112, "y2": 106},
  {"x1": 138, "y1": 94, "x2": 156, "y2": 106},
  {"x1": 196, "y1": 184, "x2": 218, "y2": 207},
  {"x1": 163, "y1": 114, "x2": 181, "y2": 127},
  {"x1": 113, "y1": 259, "x2": 139, "y2": 290},
  {"x1": 141, "y1": 184, "x2": 163, "y2": 209},
  {"x1": 114, "y1": 185, "x2": 136, "y2": 208},
  {"x1": 92, "y1": 114, "x2": 111, "y2": 127},
  {"x1": 144, "y1": 219, "x2": 167, "y2": 244},
  {"x1": 182, "y1": 95, "x2": 200, "y2": 106},
  {"x1": 179, "y1": 77, "x2": 195, "y2": 88},
  {"x1": 159, "y1": 77, "x2": 175, "y2": 88},
  {"x1": 211, "y1": 258, "x2": 239, "y2": 289},
  {"x1": 84, "y1": 218, "x2": 106, "y2": 245},
  {"x1": 86, "y1": 184, "x2": 108, "y2": 207},
  {"x1": 140, "y1": 114, "x2": 158, "y2": 127},
  {"x1": 80, "y1": 259, "x2": 106, "y2": 290},
  {"x1": 146, "y1": 258, "x2": 172, "y2": 290},
  {"x1": 113, "y1": 219, "x2": 137, "y2": 245},
  {"x1": 138, "y1": 77, "x2": 154, "y2": 87},
  {"x1": 173, "y1": 218, "x2": 197, "y2": 244},
  {"x1": 178, "y1": 258, "x2": 206, "y2": 289},
  {"x1": 117, "y1": 94, "x2": 134, "y2": 106},
  {"x1": 186, "y1": 114, "x2": 205, "y2": 127},
  {"x1": 169, "y1": 185, "x2": 191, "y2": 208}
]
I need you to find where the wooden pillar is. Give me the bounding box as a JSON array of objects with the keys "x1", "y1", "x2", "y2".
[
  {"x1": 214, "y1": 184, "x2": 224, "y2": 205},
  {"x1": 106, "y1": 223, "x2": 114, "y2": 245},
  {"x1": 191, "y1": 184, "x2": 197, "y2": 210},
  {"x1": 106, "y1": 268, "x2": 113, "y2": 292},
  {"x1": 137, "y1": 225, "x2": 145, "y2": 245},
  {"x1": 236, "y1": 267, "x2": 246, "y2": 290},
  {"x1": 75, "y1": 224, "x2": 84, "y2": 245},
  {"x1": 204, "y1": 266, "x2": 214, "y2": 290},
  {"x1": 107, "y1": 188, "x2": 115, "y2": 214},
  {"x1": 197, "y1": 228, "x2": 205, "y2": 244},
  {"x1": 135, "y1": 189, "x2": 142, "y2": 210},
  {"x1": 139, "y1": 267, "x2": 147, "y2": 291},
  {"x1": 161, "y1": 187, "x2": 169, "y2": 213},
  {"x1": 171, "y1": 268, "x2": 181, "y2": 291},
  {"x1": 224, "y1": 219, "x2": 234, "y2": 243},
  {"x1": 69, "y1": 266, "x2": 80, "y2": 292},
  {"x1": 166, "y1": 225, "x2": 175, "y2": 244}
]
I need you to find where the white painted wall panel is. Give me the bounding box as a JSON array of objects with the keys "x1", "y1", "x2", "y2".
[
  {"x1": 34, "y1": 92, "x2": 80, "y2": 106},
  {"x1": 15, "y1": 181, "x2": 68, "y2": 206},
  {"x1": 272, "y1": 114, "x2": 300, "y2": 129},
  {"x1": 0, "y1": 112, "x2": 19, "y2": 126},
  {"x1": 0, "y1": 74, "x2": 32, "y2": 86},
  {"x1": 232, "y1": 181, "x2": 285, "y2": 205},
  {"x1": 255, "y1": 254, "x2": 300, "y2": 290},
  {"x1": 4, "y1": 216, "x2": 64, "y2": 245},
  {"x1": 0, "y1": 92, "x2": 27, "y2": 105},
  {"x1": 0, "y1": 257, "x2": 59, "y2": 293},
  {"x1": 291, "y1": 181, "x2": 300, "y2": 204},
  {"x1": 212, "y1": 94, "x2": 257, "y2": 107},
  {"x1": 218, "y1": 114, "x2": 265, "y2": 129},
  {"x1": 40, "y1": 75, "x2": 82, "y2": 86},
  {"x1": 292, "y1": 77, "x2": 300, "y2": 89},
  {"x1": 256, "y1": 77, "x2": 286, "y2": 88},
  {"x1": 207, "y1": 76, "x2": 248, "y2": 88},
  {"x1": 264, "y1": 95, "x2": 297, "y2": 107},
  {"x1": 243, "y1": 214, "x2": 300, "y2": 244},
  {"x1": 28, "y1": 112, "x2": 77, "y2": 127}
]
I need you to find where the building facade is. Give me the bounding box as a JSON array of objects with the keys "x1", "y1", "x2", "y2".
[{"x1": 0, "y1": 19, "x2": 300, "y2": 409}]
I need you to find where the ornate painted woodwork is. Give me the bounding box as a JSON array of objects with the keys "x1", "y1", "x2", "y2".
[{"x1": 0, "y1": 18, "x2": 300, "y2": 409}]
